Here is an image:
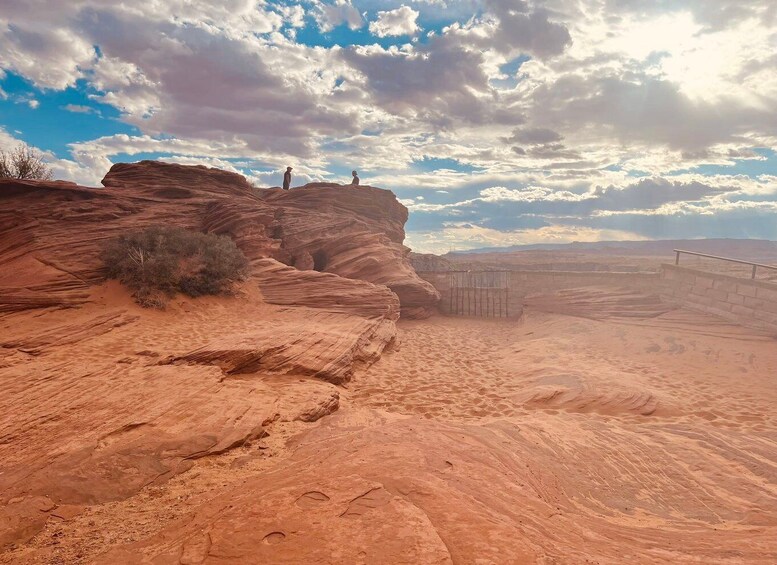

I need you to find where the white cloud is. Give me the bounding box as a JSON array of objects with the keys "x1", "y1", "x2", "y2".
[
  {"x1": 0, "y1": 127, "x2": 20, "y2": 151},
  {"x1": 369, "y1": 6, "x2": 421, "y2": 37},
  {"x1": 312, "y1": 0, "x2": 364, "y2": 32},
  {"x1": 278, "y1": 4, "x2": 306, "y2": 28},
  {"x1": 63, "y1": 104, "x2": 98, "y2": 114},
  {"x1": 1, "y1": 0, "x2": 776, "y2": 249},
  {"x1": 0, "y1": 22, "x2": 95, "y2": 89}
]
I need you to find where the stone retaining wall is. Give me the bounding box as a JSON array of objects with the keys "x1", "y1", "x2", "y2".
[
  {"x1": 417, "y1": 265, "x2": 777, "y2": 334},
  {"x1": 660, "y1": 264, "x2": 777, "y2": 333},
  {"x1": 416, "y1": 270, "x2": 662, "y2": 318}
]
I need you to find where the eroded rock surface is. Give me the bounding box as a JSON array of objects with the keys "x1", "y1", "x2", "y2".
[
  {"x1": 0, "y1": 282, "x2": 384, "y2": 549},
  {"x1": 3, "y1": 275, "x2": 777, "y2": 563},
  {"x1": 96, "y1": 405, "x2": 777, "y2": 564},
  {"x1": 0, "y1": 161, "x2": 438, "y2": 317},
  {"x1": 95, "y1": 307, "x2": 777, "y2": 565},
  {"x1": 0, "y1": 161, "x2": 430, "y2": 551}
]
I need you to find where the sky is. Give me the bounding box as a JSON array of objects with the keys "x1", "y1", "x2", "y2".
[{"x1": 1, "y1": 0, "x2": 776, "y2": 253}]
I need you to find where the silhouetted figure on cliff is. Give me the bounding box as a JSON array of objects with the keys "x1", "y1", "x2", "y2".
[
  {"x1": 351, "y1": 170, "x2": 360, "y2": 186},
  {"x1": 283, "y1": 166, "x2": 292, "y2": 190}
]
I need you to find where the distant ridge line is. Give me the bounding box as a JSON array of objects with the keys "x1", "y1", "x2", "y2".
[{"x1": 447, "y1": 238, "x2": 777, "y2": 257}]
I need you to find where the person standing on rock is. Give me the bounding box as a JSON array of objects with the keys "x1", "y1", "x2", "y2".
[
  {"x1": 283, "y1": 166, "x2": 292, "y2": 190},
  {"x1": 351, "y1": 170, "x2": 360, "y2": 186}
]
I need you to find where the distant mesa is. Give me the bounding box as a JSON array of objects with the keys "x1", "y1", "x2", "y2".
[{"x1": 450, "y1": 239, "x2": 777, "y2": 258}]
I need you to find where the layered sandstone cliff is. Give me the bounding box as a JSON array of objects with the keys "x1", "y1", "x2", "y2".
[
  {"x1": 0, "y1": 161, "x2": 437, "y2": 551},
  {"x1": 0, "y1": 160, "x2": 439, "y2": 317}
]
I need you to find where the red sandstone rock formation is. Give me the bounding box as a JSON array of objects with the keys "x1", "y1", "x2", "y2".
[
  {"x1": 0, "y1": 161, "x2": 436, "y2": 551},
  {"x1": 257, "y1": 182, "x2": 439, "y2": 317},
  {"x1": 0, "y1": 160, "x2": 439, "y2": 317},
  {"x1": 0, "y1": 286, "x2": 350, "y2": 550}
]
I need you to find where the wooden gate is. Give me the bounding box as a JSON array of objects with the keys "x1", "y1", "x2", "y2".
[{"x1": 448, "y1": 271, "x2": 510, "y2": 317}]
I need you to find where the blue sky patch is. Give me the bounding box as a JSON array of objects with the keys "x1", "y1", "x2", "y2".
[
  {"x1": 412, "y1": 157, "x2": 481, "y2": 174},
  {"x1": 0, "y1": 72, "x2": 138, "y2": 159}
]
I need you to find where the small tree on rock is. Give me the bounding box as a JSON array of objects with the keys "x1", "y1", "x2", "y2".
[{"x1": 0, "y1": 144, "x2": 53, "y2": 180}]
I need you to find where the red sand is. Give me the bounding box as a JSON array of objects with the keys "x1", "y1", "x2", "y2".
[{"x1": 3, "y1": 287, "x2": 777, "y2": 563}]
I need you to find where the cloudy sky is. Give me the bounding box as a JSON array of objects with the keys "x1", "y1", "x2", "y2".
[{"x1": 1, "y1": 0, "x2": 776, "y2": 252}]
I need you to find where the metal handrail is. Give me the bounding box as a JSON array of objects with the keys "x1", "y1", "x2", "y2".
[{"x1": 674, "y1": 249, "x2": 777, "y2": 279}]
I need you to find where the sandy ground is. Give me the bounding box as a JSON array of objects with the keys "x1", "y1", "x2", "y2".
[
  {"x1": 3, "y1": 293, "x2": 777, "y2": 563},
  {"x1": 354, "y1": 309, "x2": 777, "y2": 427}
]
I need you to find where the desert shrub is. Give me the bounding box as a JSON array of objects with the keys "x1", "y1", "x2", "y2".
[
  {"x1": 101, "y1": 226, "x2": 249, "y2": 308},
  {"x1": 0, "y1": 144, "x2": 53, "y2": 180}
]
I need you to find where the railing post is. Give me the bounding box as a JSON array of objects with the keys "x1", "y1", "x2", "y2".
[{"x1": 671, "y1": 249, "x2": 776, "y2": 279}]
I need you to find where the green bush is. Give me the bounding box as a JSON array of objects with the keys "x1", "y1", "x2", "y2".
[{"x1": 102, "y1": 226, "x2": 249, "y2": 308}]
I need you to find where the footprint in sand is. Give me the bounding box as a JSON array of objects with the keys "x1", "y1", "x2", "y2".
[
  {"x1": 262, "y1": 532, "x2": 286, "y2": 545},
  {"x1": 340, "y1": 487, "x2": 393, "y2": 518},
  {"x1": 295, "y1": 491, "x2": 331, "y2": 509}
]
